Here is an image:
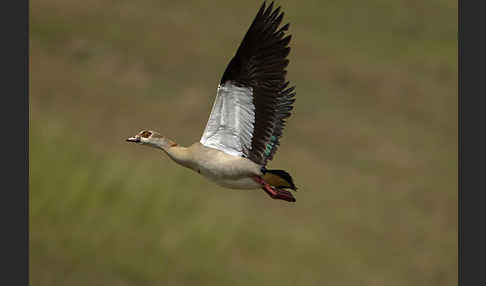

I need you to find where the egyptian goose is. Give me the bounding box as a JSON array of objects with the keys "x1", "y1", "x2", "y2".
[{"x1": 127, "y1": 1, "x2": 298, "y2": 202}]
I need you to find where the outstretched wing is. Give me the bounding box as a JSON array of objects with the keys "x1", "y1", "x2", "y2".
[{"x1": 200, "y1": 1, "x2": 296, "y2": 166}]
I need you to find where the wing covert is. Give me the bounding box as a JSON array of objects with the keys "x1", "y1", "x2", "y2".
[{"x1": 200, "y1": 83, "x2": 255, "y2": 157}]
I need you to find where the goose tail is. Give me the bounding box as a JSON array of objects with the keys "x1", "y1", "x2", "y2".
[{"x1": 262, "y1": 169, "x2": 297, "y2": 191}]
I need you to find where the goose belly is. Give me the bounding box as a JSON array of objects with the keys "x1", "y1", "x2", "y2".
[
  {"x1": 195, "y1": 160, "x2": 261, "y2": 190},
  {"x1": 207, "y1": 176, "x2": 261, "y2": 190},
  {"x1": 197, "y1": 165, "x2": 261, "y2": 190}
]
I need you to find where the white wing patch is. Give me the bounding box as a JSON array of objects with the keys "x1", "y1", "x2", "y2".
[{"x1": 200, "y1": 82, "x2": 255, "y2": 157}]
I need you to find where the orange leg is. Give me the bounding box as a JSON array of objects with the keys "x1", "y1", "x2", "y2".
[{"x1": 253, "y1": 176, "x2": 296, "y2": 202}]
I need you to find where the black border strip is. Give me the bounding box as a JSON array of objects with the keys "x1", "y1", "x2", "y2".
[
  {"x1": 0, "y1": 0, "x2": 29, "y2": 284},
  {"x1": 459, "y1": 0, "x2": 485, "y2": 285}
]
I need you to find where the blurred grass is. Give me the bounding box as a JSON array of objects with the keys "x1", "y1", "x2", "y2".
[{"x1": 30, "y1": 0, "x2": 457, "y2": 285}]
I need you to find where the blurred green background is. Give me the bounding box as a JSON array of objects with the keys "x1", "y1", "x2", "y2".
[{"x1": 30, "y1": 0, "x2": 457, "y2": 285}]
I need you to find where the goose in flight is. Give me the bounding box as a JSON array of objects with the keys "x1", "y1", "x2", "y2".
[{"x1": 127, "y1": 1, "x2": 298, "y2": 202}]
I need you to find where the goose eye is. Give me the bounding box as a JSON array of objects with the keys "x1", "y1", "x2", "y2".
[{"x1": 141, "y1": 131, "x2": 152, "y2": 138}]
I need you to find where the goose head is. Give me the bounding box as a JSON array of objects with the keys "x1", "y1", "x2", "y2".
[
  {"x1": 126, "y1": 129, "x2": 161, "y2": 147},
  {"x1": 126, "y1": 130, "x2": 178, "y2": 151}
]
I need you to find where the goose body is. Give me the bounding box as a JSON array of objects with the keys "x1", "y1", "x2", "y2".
[
  {"x1": 127, "y1": 1, "x2": 298, "y2": 202},
  {"x1": 168, "y1": 143, "x2": 263, "y2": 190}
]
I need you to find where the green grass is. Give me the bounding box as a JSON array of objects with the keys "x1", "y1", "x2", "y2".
[{"x1": 30, "y1": 0, "x2": 457, "y2": 285}]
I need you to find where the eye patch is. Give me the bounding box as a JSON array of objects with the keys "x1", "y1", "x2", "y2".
[{"x1": 141, "y1": 131, "x2": 152, "y2": 138}]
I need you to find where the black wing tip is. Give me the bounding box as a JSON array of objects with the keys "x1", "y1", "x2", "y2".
[
  {"x1": 220, "y1": 1, "x2": 292, "y2": 85},
  {"x1": 259, "y1": 1, "x2": 268, "y2": 15}
]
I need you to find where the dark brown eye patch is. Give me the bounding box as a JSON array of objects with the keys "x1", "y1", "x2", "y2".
[{"x1": 141, "y1": 131, "x2": 152, "y2": 138}]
